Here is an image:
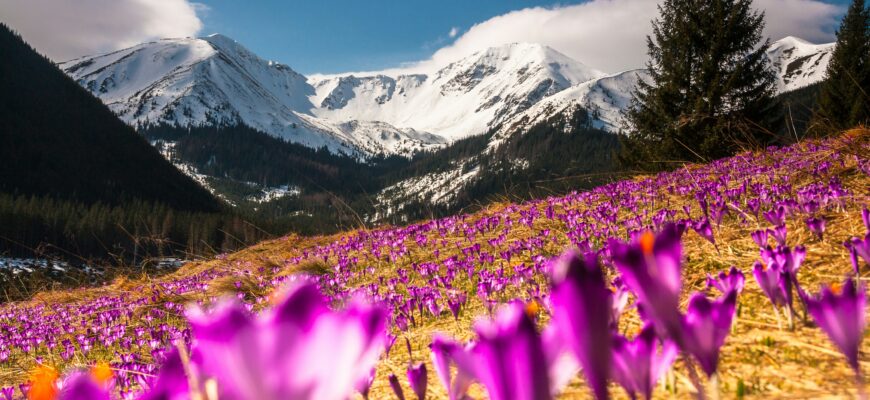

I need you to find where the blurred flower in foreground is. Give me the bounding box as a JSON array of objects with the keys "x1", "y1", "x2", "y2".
[
  {"x1": 550, "y1": 250, "x2": 612, "y2": 400},
  {"x1": 680, "y1": 290, "x2": 738, "y2": 377},
  {"x1": 805, "y1": 279, "x2": 866, "y2": 375},
  {"x1": 611, "y1": 325, "x2": 678, "y2": 400},
  {"x1": 407, "y1": 362, "x2": 427, "y2": 400},
  {"x1": 450, "y1": 303, "x2": 552, "y2": 400},
  {"x1": 610, "y1": 225, "x2": 684, "y2": 342},
  {"x1": 186, "y1": 282, "x2": 387, "y2": 400},
  {"x1": 58, "y1": 372, "x2": 109, "y2": 400},
  {"x1": 429, "y1": 335, "x2": 472, "y2": 400}
]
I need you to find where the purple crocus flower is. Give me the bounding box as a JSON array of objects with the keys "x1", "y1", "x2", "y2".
[
  {"x1": 845, "y1": 235, "x2": 870, "y2": 273},
  {"x1": 680, "y1": 290, "x2": 738, "y2": 377},
  {"x1": 692, "y1": 219, "x2": 716, "y2": 246},
  {"x1": 760, "y1": 245, "x2": 806, "y2": 316},
  {"x1": 407, "y1": 362, "x2": 428, "y2": 400},
  {"x1": 550, "y1": 250, "x2": 612, "y2": 400},
  {"x1": 805, "y1": 217, "x2": 826, "y2": 240},
  {"x1": 447, "y1": 293, "x2": 466, "y2": 321},
  {"x1": 610, "y1": 225, "x2": 684, "y2": 342},
  {"x1": 185, "y1": 282, "x2": 387, "y2": 400},
  {"x1": 763, "y1": 206, "x2": 785, "y2": 226},
  {"x1": 750, "y1": 229, "x2": 768, "y2": 248},
  {"x1": 769, "y1": 225, "x2": 788, "y2": 246},
  {"x1": 450, "y1": 303, "x2": 552, "y2": 400},
  {"x1": 752, "y1": 261, "x2": 787, "y2": 308},
  {"x1": 0, "y1": 387, "x2": 12, "y2": 400},
  {"x1": 706, "y1": 266, "x2": 745, "y2": 295},
  {"x1": 611, "y1": 325, "x2": 678, "y2": 400},
  {"x1": 805, "y1": 279, "x2": 866, "y2": 373},
  {"x1": 430, "y1": 335, "x2": 472, "y2": 400}
]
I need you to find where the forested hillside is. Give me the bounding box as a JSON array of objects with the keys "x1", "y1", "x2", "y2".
[{"x1": 0, "y1": 24, "x2": 267, "y2": 269}]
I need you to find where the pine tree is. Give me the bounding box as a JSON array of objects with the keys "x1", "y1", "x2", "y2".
[
  {"x1": 811, "y1": 0, "x2": 870, "y2": 135},
  {"x1": 623, "y1": 0, "x2": 779, "y2": 169}
]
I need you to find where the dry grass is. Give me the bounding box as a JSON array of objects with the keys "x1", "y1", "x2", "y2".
[{"x1": 0, "y1": 129, "x2": 868, "y2": 399}]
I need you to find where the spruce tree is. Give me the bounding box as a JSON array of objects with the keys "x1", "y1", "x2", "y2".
[
  {"x1": 623, "y1": 0, "x2": 779, "y2": 169},
  {"x1": 811, "y1": 0, "x2": 870, "y2": 135}
]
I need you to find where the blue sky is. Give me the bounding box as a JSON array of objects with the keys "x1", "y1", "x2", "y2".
[
  {"x1": 0, "y1": 0, "x2": 852, "y2": 74},
  {"x1": 196, "y1": 0, "x2": 851, "y2": 74},
  {"x1": 196, "y1": 1, "x2": 578, "y2": 74}
]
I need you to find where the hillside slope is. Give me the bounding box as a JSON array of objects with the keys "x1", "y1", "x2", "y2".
[{"x1": 0, "y1": 129, "x2": 867, "y2": 399}]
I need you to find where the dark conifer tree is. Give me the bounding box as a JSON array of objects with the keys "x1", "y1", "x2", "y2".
[
  {"x1": 811, "y1": 0, "x2": 870, "y2": 135},
  {"x1": 623, "y1": 0, "x2": 780, "y2": 169}
]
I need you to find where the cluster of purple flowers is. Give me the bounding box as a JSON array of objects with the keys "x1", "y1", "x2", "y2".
[{"x1": 0, "y1": 135, "x2": 867, "y2": 399}]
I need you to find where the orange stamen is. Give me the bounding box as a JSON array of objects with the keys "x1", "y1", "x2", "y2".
[
  {"x1": 640, "y1": 231, "x2": 655, "y2": 255},
  {"x1": 90, "y1": 361, "x2": 114, "y2": 385},
  {"x1": 525, "y1": 300, "x2": 541, "y2": 318},
  {"x1": 26, "y1": 365, "x2": 58, "y2": 400},
  {"x1": 830, "y1": 283, "x2": 843, "y2": 296}
]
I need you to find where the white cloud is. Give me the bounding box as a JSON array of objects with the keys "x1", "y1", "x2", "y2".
[
  {"x1": 0, "y1": 0, "x2": 204, "y2": 62},
  {"x1": 409, "y1": 0, "x2": 844, "y2": 74},
  {"x1": 448, "y1": 26, "x2": 459, "y2": 38}
]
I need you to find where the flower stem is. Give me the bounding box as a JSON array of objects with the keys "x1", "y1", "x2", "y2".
[
  {"x1": 773, "y1": 305, "x2": 782, "y2": 330},
  {"x1": 709, "y1": 373, "x2": 720, "y2": 400},
  {"x1": 681, "y1": 354, "x2": 706, "y2": 400}
]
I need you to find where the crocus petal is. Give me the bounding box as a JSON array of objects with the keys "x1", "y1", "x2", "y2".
[
  {"x1": 709, "y1": 266, "x2": 745, "y2": 294},
  {"x1": 407, "y1": 362, "x2": 427, "y2": 400},
  {"x1": 805, "y1": 279, "x2": 866, "y2": 373},
  {"x1": 610, "y1": 225, "x2": 684, "y2": 342},
  {"x1": 430, "y1": 335, "x2": 471, "y2": 400},
  {"x1": 550, "y1": 250, "x2": 612, "y2": 400},
  {"x1": 681, "y1": 290, "x2": 738, "y2": 377},
  {"x1": 611, "y1": 325, "x2": 678, "y2": 400},
  {"x1": 452, "y1": 304, "x2": 552, "y2": 400},
  {"x1": 753, "y1": 261, "x2": 785, "y2": 307},
  {"x1": 270, "y1": 283, "x2": 328, "y2": 331},
  {"x1": 389, "y1": 374, "x2": 406, "y2": 400},
  {"x1": 186, "y1": 282, "x2": 386, "y2": 400},
  {"x1": 542, "y1": 325, "x2": 580, "y2": 396}
]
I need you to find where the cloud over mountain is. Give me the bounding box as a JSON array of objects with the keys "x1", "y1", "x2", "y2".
[
  {"x1": 414, "y1": 0, "x2": 843, "y2": 73},
  {"x1": 0, "y1": 0, "x2": 204, "y2": 62}
]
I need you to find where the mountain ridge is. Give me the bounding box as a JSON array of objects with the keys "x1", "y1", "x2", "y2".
[{"x1": 62, "y1": 34, "x2": 833, "y2": 159}]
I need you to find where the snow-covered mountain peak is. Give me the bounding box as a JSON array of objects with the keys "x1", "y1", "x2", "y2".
[
  {"x1": 61, "y1": 34, "x2": 447, "y2": 157},
  {"x1": 446, "y1": 42, "x2": 600, "y2": 79},
  {"x1": 307, "y1": 41, "x2": 605, "y2": 141},
  {"x1": 62, "y1": 34, "x2": 833, "y2": 159},
  {"x1": 767, "y1": 36, "x2": 834, "y2": 92}
]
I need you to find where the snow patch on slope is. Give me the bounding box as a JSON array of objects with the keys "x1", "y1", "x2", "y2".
[{"x1": 375, "y1": 162, "x2": 480, "y2": 217}]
